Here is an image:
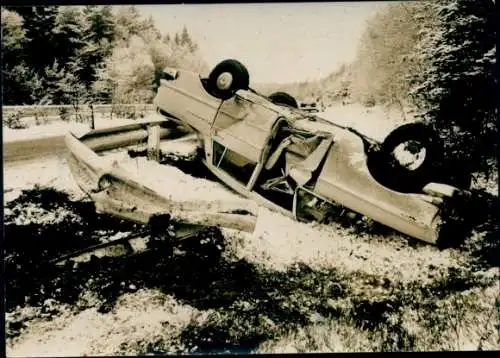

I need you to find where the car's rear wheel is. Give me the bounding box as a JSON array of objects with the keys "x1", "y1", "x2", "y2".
[
  {"x1": 206, "y1": 59, "x2": 250, "y2": 100},
  {"x1": 368, "y1": 122, "x2": 472, "y2": 193},
  {"x1": 268, "y1": 92, "x2": 299, "y2": 108}
]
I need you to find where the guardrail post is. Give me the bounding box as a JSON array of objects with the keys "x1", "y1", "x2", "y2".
[
  {"x1": 89, "y1": 103, "x2": 95, "y2": 129},
  {"x1": 147, "y1": 125, "x2": 161, "y2": 162}
]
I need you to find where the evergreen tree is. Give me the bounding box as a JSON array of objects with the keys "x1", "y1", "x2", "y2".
[
  {"x1": 140, "y1": 15, "x2": 162, "y2": 41},
  {"x1": 84, "y1": 5, "x2": 115, "y2": 44},
  {"x1": 52, "y1": 7, "x2": 85, "y2": 69},
  {"x1": 2, "y1": 9, "x2": 28, "y2": 104},
  {"x1": 180, "y1": 26, "x2": 197, "y2": 51},
  {"x1": 1, "y1": 9, "x2": 26, "y2": 57},
  {"x1": 42, "y1": 60, "x2": 67, "y2": 103},
  {"x1": 76, "y1": 6, "x2": 117, "y2": 92},
  {"x1": 350, "y1": 2, "x2": 435, "y2": 107},
  {"x1": 113, "y1": 6, "x2": 142, "y2": 41},
  {"x1": 16, "y1": 6, "x2": 58, "y2": 73},
  {"x1": 409, "y1": 0, "x2": 497, "y2": 176},
  {"x1": 3, "y1": 62, "x2": 43, "y2": 105}
]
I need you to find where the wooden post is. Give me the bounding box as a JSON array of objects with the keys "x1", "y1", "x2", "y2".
[
  {"x1": 89, "y1": 103, "x2": 95, "y2": 130},
  {"x1": 147, "y1": 125, "x2": 161, "y2": 162}
]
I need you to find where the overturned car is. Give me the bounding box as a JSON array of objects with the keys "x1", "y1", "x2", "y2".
[{"x1": 65, "y1": 59, "x2": 472, "y2": 252}]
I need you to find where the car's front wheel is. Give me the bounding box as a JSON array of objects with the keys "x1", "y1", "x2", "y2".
[{"x1": 206, "y1": 59, "x2": 250, "y2": 100}]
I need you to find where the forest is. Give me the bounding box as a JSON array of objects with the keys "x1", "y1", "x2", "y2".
[
  {"x1": 354, "y1": 0, "x2": 496, "y2": 179},
  {"x1": 2, "y1": 1, "x2": 497, "y2": 178},
  {"x1": 2, "y1": 5, "x2": 207, "y2": 107},
  {"x1": 262, "y1": 0, "x2": 496, "y2": 179}
]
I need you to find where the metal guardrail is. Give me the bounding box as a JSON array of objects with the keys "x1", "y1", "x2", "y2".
[
  {"x1": 2, "y1": 104, "x2": 156, "y2": 116},
  {"x1": 65, "y1": 122, "x2": 259, "y2": 233}
]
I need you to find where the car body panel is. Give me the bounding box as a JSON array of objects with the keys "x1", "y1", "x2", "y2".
[
  {"x1": 313, "y1": 135, "x2": 440, "y2": 241},
  {"x1": 294, "y1": 119, "x2": 440, "y2": 221},
  {"x1": 151, "y1": 69, "x2": 451, "y2": 244},
  {"x1": 201, "y1": 157, "x2": 294, "y2": 218},
  {"x1": 213, "y1": 98, "x2": 280, "y2": 163},
  {"x1": 288, "y1": 136, "x2": 334, "y2": 186},
  {"x1": 154, "y1": 70, "x2": 221, "y2": 133},
  {"x1": 63, "y1": 67, "x2": 456, "y2": 245}
]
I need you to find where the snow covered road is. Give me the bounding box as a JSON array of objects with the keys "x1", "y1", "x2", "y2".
[
  {"x1": 4, "y1": 135, "x2": 67, "y2": 165},
  {"x1": 2, "y1": 113, "x2": 167, "y2": 166}
]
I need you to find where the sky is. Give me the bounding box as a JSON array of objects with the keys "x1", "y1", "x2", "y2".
[{"x1": 136, "y1": 2, "x2": 390, "y2": 84}]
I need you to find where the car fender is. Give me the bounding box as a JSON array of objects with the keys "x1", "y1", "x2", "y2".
[{"x1": 311, "y1": 131, "x2": 443, "y2": 243}]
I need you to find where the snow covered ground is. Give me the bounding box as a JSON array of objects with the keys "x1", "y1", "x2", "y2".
[
  {"x1": 321, "y1": 103, "x2": 409, "y2": 141},
  {"x1": 3, "y1": 104, "x2": 497, "y2": 275},
  {"x1": 4, "y1": 155, "x2": 84, "y2": 204},
  {"x1": 4, "y1": 103, "x2": 499, "y2": 355}
]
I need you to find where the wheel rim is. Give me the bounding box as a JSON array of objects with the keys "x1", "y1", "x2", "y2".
[
  {"x1": 216, "y1": 72, "x2": 233, "y2": 90},
  {"x1": 393, "y1": 140, "x2": 427, "y2": 171}
]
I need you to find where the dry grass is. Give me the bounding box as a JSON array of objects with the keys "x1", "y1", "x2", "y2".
[
  {"x1": 258, "y1": 284, "x2": 499, "y2": 353},
  {"x1": 259, "y1": 319, "x2": 381, "y2": 353}
]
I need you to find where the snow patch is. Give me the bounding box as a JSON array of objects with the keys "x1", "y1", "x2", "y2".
[
  {"x1": 321, "y1": 103, "x2": 408, "y2": 141},
  {"x1": 4, "y1": 156, "x2": 85, "y2": 204},
  {"x1": 108, "y1": 151, "x2": 248, "y2": 205},
  {"x1": 223, "y1": 207, "x2": 465, "y2": 284},
  {"x1": 7, "y1": 289, "x2": 202, "y2": 356},
  {"x1": 5, "y1": 203, "x2": 80, "y2": 227}
]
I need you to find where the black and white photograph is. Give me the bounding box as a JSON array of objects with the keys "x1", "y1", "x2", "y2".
[{"x1": 3, "y1": 1, "x2": 499, "y2": 355}]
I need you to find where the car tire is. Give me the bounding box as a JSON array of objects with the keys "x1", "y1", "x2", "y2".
[
  {"x1": 369, "y1": 122, "x2": 471, "y2": 193},
  {"x1": 206, "y1": 59, "x2": 250, "y2": 100},
  {"x1": 268, "y1": 92, "x2": 299, "y2": 108}
]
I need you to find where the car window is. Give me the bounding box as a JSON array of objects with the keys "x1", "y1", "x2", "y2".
[{"x1": 212, "y1": 140, "x2": 256, "y2": 184}]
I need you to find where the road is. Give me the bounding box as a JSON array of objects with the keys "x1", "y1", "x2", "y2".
[{"x1": 3, "y1": 135, "x2": 66, "y2": 166}]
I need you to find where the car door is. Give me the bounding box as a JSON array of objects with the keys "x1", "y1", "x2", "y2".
[{"x1": 207, "y1": 91, "x2": 281, "y2": 186}]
